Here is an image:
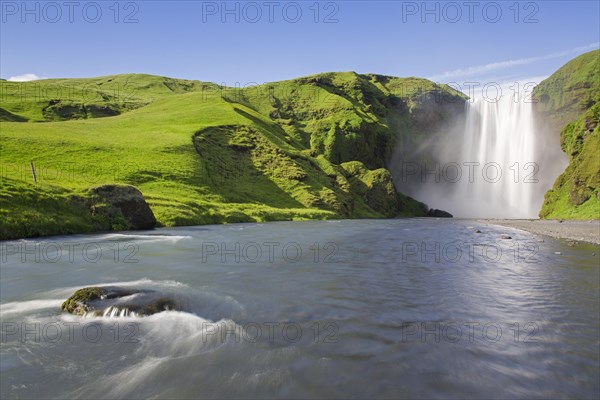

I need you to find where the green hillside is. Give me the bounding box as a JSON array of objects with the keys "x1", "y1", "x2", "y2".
[
  {"x1": 0, "y1": 72, "x2": 466, "y2": 239},
  {"x1": 535, "y1": 50, "x2": 600, "y2": 219},
  {"x1": 534, "y1": 50, "x2": 600, "y2": 127}
]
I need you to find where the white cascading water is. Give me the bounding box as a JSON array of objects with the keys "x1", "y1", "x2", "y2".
[
  {"x1": 460, "y1": 95, "x2": 538, "y2": 217},
  {"x1": 400, "y1": 94, "x2": 566, "y2": 218}
]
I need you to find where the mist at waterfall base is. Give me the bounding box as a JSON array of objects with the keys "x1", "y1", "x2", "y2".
[{"x1": 392, "y1": 94, "x2": 567, "y2": 218}]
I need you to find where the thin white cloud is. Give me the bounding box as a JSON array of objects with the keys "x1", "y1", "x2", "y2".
[
  {"x1": 428, "y1": 43, "x2": 599, "y2": 82},
  {"x1": 7, "y1": 73, "x2": 46, "y2": 82},
  {"x1": 459, "y1": 75, "x2": 550, "y2": 101}
]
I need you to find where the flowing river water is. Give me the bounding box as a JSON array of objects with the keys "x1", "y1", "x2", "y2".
[{"x1": 1, "y1": 219, "x2": 599, "y2": 399}]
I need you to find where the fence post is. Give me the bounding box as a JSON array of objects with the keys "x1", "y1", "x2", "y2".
[{"x1": 30, "y1": 161, "x2": 37, "y2": 183}]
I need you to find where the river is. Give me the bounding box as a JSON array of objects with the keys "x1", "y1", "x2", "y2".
[{"x1": 1, "y1": 219, "x2": 598, "y2": 399}]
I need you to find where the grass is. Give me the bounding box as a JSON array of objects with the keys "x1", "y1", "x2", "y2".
[
  {"x1": 540, "y1": 103, "x2": 600, "y2": 219},
  {"x1": 0, "y1": 178, "x2": 96, "y2": 239},
  {"x1": 0, "y1": 72, "x2": 466, "y2": 239},
  {"x1": 535, "y1": 50, "x2": 600, "y2": 220},
  {"x1": 534, "y1": 50, "x2": 600, "y2": 126}
]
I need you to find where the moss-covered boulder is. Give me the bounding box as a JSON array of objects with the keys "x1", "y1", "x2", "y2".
[
  {"x1": 62, "y1": 286, "x2": 180, "y2": 317},
  {"x1": 89, "y1": 184, "x2": 156, "y2": 230},
  {"x1": 62, "y1": 287, "x2": 106, "y2": 315}
]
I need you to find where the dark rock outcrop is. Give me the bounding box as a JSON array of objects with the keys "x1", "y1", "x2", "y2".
[
  {"x1": 62, "y1": 286, "x2": 179, "y2": 317},
  {"x1": 90, "y1": 184, "x2": 156, "y2": 230},
  {"x1": 341, "y1": 161, "x2": 422, "y2": 217},
  {"x1": 427, "y1": 208, "x2": 453, "y2": 218}
]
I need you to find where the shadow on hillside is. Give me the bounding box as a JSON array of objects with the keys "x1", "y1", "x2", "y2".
[{"x1": 192, "y1": 125, "x2": 305, "y2": 209}]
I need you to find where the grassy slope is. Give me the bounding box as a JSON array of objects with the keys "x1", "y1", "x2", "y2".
[
  {"x1": 534, "y1": 50, "x2": 600, "y2": 219},
  {"x1": 0, "y1": 73, "x2": 465, "y2": 239},
  {"x1": 0, "y1": 74, "x2": 220, "y2": 121},
  {"x1": 539, "y1": 104, "x2": 600, "y2": 219},
  {"x1": 534, "y1": 50, "x2": 600, "y2": 127}
]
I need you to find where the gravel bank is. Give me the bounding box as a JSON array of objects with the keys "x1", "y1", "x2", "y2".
[{"x1": 480, "y1": 219, "x2": 600, "y2": 246}]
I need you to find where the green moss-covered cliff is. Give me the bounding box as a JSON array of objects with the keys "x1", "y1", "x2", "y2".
[{"x1": 535, "y1": 50, "x2": 600, "y2": 219}]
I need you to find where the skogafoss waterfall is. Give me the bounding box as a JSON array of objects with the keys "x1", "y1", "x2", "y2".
[
  {"x1": 459, "y1": 96, "x2": 539, "y2": 217},
  {"x1": 394, "y1": 95, "x2": 567, "y2": 218}
]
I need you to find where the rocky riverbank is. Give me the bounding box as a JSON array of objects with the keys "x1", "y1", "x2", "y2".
[{"x1": 481, "y1": 219, "x2": 600, "y2": 246}]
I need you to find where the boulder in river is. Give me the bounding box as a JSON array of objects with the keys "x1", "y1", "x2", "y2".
[
  {"x1": 427, "y1": 209, "x2": 453, "y2": 218},
  {"x1": 89, "y1": 184, "x2": 157, "y2": 230},
  {"x1": 62, "y1": 286, "x2": 179, "y2": 317}
]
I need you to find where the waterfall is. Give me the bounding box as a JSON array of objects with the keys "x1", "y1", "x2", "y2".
[
  {"x1": 459, "y1": 96, "x2": 538, "y2": 217},
  {"x1": 394, "y1": 94, "x2": 567, "y2": 218}
]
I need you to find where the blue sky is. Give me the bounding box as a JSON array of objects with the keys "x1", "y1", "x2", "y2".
[{"x1": 1, "y1": 0, "x2": 599, "y2": 90}]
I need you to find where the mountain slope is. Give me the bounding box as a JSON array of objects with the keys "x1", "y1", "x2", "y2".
[
  {"x1": 534, "y1": 50, "x2": 600, "y2": 127},
  {"x1": 0, "y1": 72, "x2": 465, "y2": 239},
  {"x1": 535, "y1": 50, "x2": 600, "y2": 219}
]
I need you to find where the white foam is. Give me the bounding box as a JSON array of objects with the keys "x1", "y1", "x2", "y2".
[
  {"x1": 0, "y1": 299, "x2": 63, "y2": 316},
  {"x1": 92, "y1": 278, "x2": 188, "y2": 288},
  {"x1": 100, "y1": 233, "x2": 192, "y2": 243}
]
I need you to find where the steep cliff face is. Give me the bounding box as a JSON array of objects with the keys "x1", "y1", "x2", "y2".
[
  {"x1": 0, "y1": 72, "x2": 465, "y2": 239},
  {"x1": 539, "y1": 104, "x2": 600, "y2": 219},
  {"x1": 535, "y1": 50, "x2": 600, "y2": 219}
]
